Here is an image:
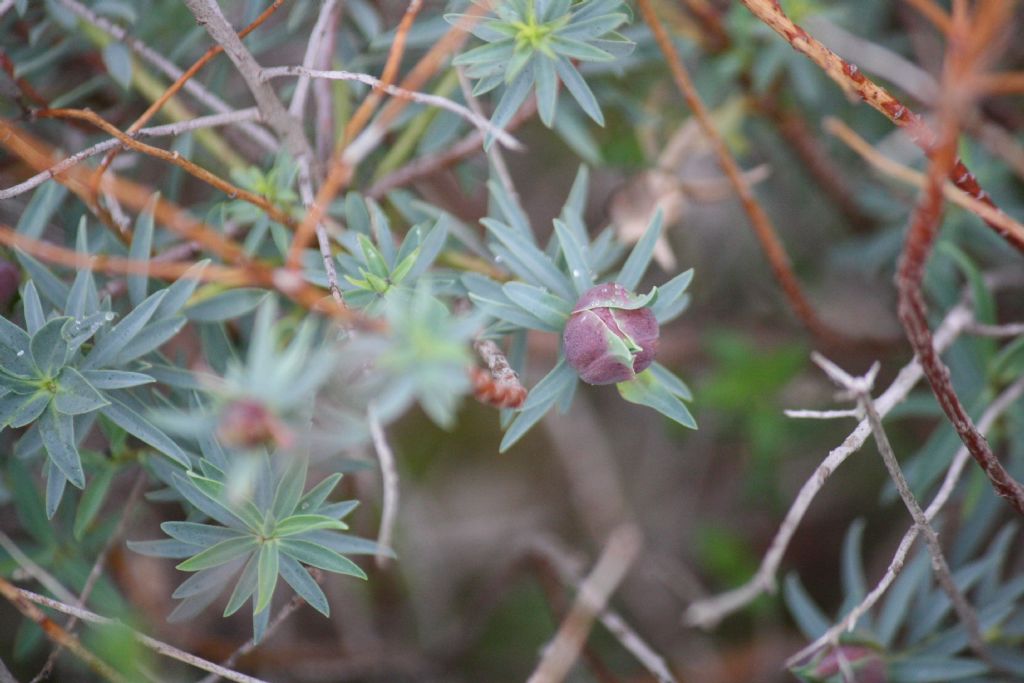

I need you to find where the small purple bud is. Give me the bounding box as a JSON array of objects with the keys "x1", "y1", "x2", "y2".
[
  {"x1": 563, "y1": 282, "x2": 659, "y2": 385},
  {"x1": 0, "y1": 259, "x2": 19, "y2": 311}
]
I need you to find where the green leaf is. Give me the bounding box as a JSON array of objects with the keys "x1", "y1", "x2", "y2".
[
  {"x1": 223, "y1": 554, "x2": 258, "y2": 617},
  {"x1": 82, "y1": 290, "x2": 167, "y2": 370},
  {"x1": 650, "y1": 269, "x2": 693, "y2": 324},
  {"x1": 274, "y1": 515, "x2": 347, "y2": 537},
  {"x1": 184, "y1": 288, "x2": 268, "y2": 322},
  {"x1": 45, "y1": 459, "x2": 67, "y2": 520},
  {"x1": 126, "y1": 539, "x2": 201, "y2": 559},
  {"x1": 278, "y1": 539, "x2": 367, "y2": 579},
  {"x1": 128, "y1": 194, "x2": 157, "y2": 307},
  {"x1": 554, "y1": 56, "x2": 603, "y2": 125},
  {"x1": 552, "y1": 218, "x2": 593, "y2": 295},
  {"x1": 30, "y1": 317, "x2": 71, "y2": 375},
  {"x1": 500, "y1": 359, "x2": 577, "y2": 452},
  {"x1": 16, "y1": 251, "x2": 68, "y2": 308},
  {"x1": 1, "y1": 391, "x2": 50, "y2": 429},
  {"x1": 617, "y1": 210, "x2": 664, "y2": 292},
  {"x1": 254, "y1": 542, "x2": 279, "y2": 614},
  {"x1": 38, "y1": 403, "x2": 85, "y2": 489},
  {"x1": 782, "y1": 573, "x2": 830, "y2": 639},
  {"x1": 550, "y1": 35, "x2": 614, "y2": 61},
  {"x1": 63, "y1": 312, "x2": 110, "y2": 355},
  {"x1": 74, "y1": 465, "x2": 115, "y2": 539},
  {"x1": 297, "y1": 473, "x2": 343, "y2": 513},
  {"x1": 271, "y1": 458, "x2": 308, "y2": 519},
  {"x1": 114, "y1": 316, "x2": 186, "y2": 364},
  {"x1": 185, "y1": 473, "x2": 265, "y2": 533},
  {"x1": 0, "y1": 316, "x2": 34, "y2": 377},
  {"x1": 648, "y1": 362, "x2": 692, "y2": 401},
  {"x1": 502, "y1": 282, "x2": 572, "y2": 328},
  {"x1": 8, "y1": 457, "x2": 56, "y2": 545},
  {"x1": 153, "y1": 260, "x2": 208, "y2": 320},
  {"x1": 177, "y1": 536, "x2": 259, "y2": 572},
  {"x1": 102, "y1": 42, "x2": 133, "y2": 89},
  {"x1": 887, "y1": 658, "x2": 988, "y2": 682},
  {"x1": 80, "y1": 370, "x2": 155, "y2": 390},
  {"x1": 54, "y1": 367, "x2": 109, "y2": 415},
  {"x1": 16, "y1": 182, "x2": 67, "y2": 239},
  {"x1": 100, "y1": 396, "x2": 190, "y2": 467},
  {"x1": 481, "y1": 218, "x2": 574, "y2": 300},
  {"x1": 279, "y1": 555, "x2": 329, "y2": 617},
  {"x1": 534, "y1": 55, "x2": 559, "y2": 127},
  {"x1": 490, "y1": 68, "x2": 534, "y2": 137},
  {"x1": 616, "y1": 369, "x2": 697, "y2": 429},
  {"x1": 161, "y1": 522, "x2": 246, "y2": 547},
  {"x1": 22, "y1": 280, "x2": 45, "y2": 334}
]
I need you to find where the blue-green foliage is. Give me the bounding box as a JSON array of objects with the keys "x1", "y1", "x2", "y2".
[
  {"x1": 449, "y1": 0, "x2": 635, "y2": 132},
  {"x1": 462, "y1": 167, "x2": 696, "y2": 452},
  {"x1": 131, "y1": 455, "x2": 387, "y2": 642}
]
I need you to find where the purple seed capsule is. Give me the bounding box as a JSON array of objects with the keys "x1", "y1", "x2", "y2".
[{"x1": 563, "y1": 282, "x2": 659, "y2": 385}]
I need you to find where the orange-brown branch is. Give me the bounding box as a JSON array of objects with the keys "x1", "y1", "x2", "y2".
[
  {"x1": 639, "y1": 0, "x2": 837, "y2": 341},
  {"x1": 39, "y1": 108, "x2": 298, "y2": 230},
  {"x1": 736, "y1": 0, "x2": 1024, "y2": 255}
]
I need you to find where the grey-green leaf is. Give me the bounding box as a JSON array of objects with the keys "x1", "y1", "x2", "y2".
[
  {"x1": 128, "y1": 194, "x2": 157, "y2": 307},
  {"x1": 38, "y1": 404, "x2": 85, "y2": 489},
  {"x1": 54, "y1": 367, "x2": 109, "y2": 415},
  {"x1": 82, "y1": 290, "x2": 167, "y2": 370},
  {"x1": 184, "y1": 289, "x2": 268, "y2": 322}
]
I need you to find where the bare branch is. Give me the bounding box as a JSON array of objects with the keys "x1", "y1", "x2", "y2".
[
  {"x1": 0, "y1": 109, "x2": 262, "y2": 201},
  {"x1": 685, "y1": 302, "x2": 974, "y2": 628},
  {"x1": 182, "y1": 0, "x2": 313, "y2": 164},
  {"x1": 263, "y1": 66, "x2": 523, "y2": 152},
  {"x1": 528, "y1": 535, "x2": 678, "y2": 683},
  {"x1": 809, "y1": 354, "x2": 988, "y2": 663},
  {"x1": 0, "y1": 577, "x2": 129, "y2": 682},
  {"x1": 368, "y1": 403, "x2": 400, "y2": 569},
  {"x1": 636, "y1": 0, "x2": 838, "y2": 340},
  {"x1": 15, "y1": 588, "x2": 271, "y2": 683},
  {"x1": 57, "y1": 0, "x2": 277, "y2": 153},
  {"x1": 526, "y1": 525, "x2": 643, "y2": 683},
  {"x1": 787, "y1": 374, "x2": 1024, "y2": 666},
  {"x1": 288, "y1": 0, "x2": 341, "y2": 121}
]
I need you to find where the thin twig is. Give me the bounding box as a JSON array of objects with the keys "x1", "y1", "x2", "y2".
[
  {"x1": 197, "y1": 587, "x2": 315, "y2": 683},
  {"x1": 895, "y1": 1, "x2": 1024, "y2": 517},
  {"x1": 0, "y1": 532, "x2": 79, "y2": 605},
  {"x1": 0, "y1": 577, "x2": 128, "y2": 683},
  {"x1": 57, "y1": 0, "x2": 277, "y2": 153},
  {"x1": 15, "y1": 588, "x2": 270, "y2": 683},
  {"x1": 784, "y1": 408, "x2": 862, "y2": 420},
  {"x1": 288, "y1": 0, "x2": 341, "y2": 121},
  {"x1": 95, "y1": 0, "x2": 286, "y2": 184},
  {"x1": 810, "y1": 354, "x2": 989, "y2": 663},
  {"x1": 824, "y1": 118, "x2": 1024, "y2": 248},
  {"x1": 685, "y1": 302, "x2": 974, "y2": 628},
  {"x1": 736, "y1": 0, "x2": 1024, "y2": 254},
  {"x1": 787, "y1": 374, "x2": 1024, "y2": 666},
  {"x1": 967, "y1": 322, "x2": 1024, "y2": 337},
  {"x1": 636, "y1": 0, "x2": 837, "y2": 340},
  {"x1": 367, "y1": 403, "x2": 399, "y2": 569},
  {"x1": 264, "y1": 66, "x2": 522, "y2": 152},
  {"x1": 0, "y1": 109, "x2": 262, "y2": 201},
  {"x1": 527, "y1": 535, "x2": 678, "y2": 683},
  {"x1": 36, "y1": 108, "x2": 298, "y2": 230},
  {"x1": 526, "y1": 525, "x2": 643, "y2": 683},
  {"x1": 366, "y1": 98, "x2": 537, "y2": 199},
  {"x1": 31, "y1": 472, "x2": 148, "y2": 683},
  {"x1": 182, "y1": 0, "x2": 313, "y2": 165}
]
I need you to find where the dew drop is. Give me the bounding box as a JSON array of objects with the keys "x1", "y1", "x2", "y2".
[
  {"x1": 494, "y1": 255, "x2": 503, "y2": 264},
  {"x1": 104, "y1": 312, "x2": 115, "y2": 321},
  {"x1": 16, "y1": 350, "x2": 24, "y2": 357},
  {"x1": 571, "y1": 269, "x2": 581, "y2": 278}
]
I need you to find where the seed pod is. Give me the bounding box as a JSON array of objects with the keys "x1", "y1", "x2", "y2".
[{"x1": 563, "y1": 282, "x2": 659, "y2": 385}]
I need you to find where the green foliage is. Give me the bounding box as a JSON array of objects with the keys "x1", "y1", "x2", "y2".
[{"x1": 449, "y1": 0, "x2": 635, "y2": 131}]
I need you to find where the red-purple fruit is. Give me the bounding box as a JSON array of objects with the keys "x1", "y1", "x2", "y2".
[{"x1": 563, "y1": 282, "x2": 659, "y2": 385}]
